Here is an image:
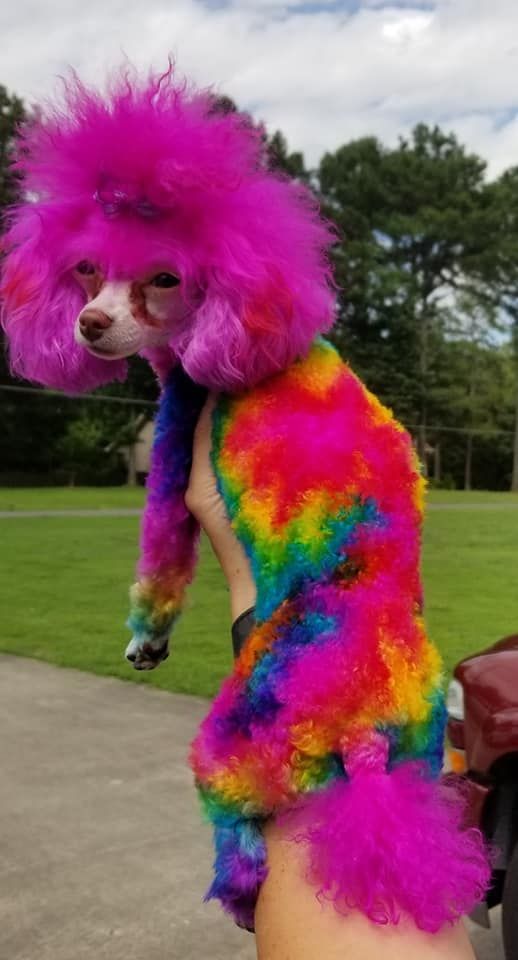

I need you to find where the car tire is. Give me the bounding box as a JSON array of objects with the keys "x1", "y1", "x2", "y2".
[{"x1": 503, "y1": 842, "x2": 518, "y2": 960}]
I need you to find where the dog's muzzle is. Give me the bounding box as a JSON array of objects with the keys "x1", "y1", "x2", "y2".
[{"x1": 78, "y1": 309, "x2": 113, "y2": 343}]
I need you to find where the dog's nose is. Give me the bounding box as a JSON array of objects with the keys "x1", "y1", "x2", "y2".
[{"x1": 79, "y1": 309, "x2": 112, "y2": 342}]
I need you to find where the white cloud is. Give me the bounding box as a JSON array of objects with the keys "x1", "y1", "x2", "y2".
[
  {"x1": 381, "y1": 11, "x2": 434, "y2": 42},
  {"x1": 2, "y1": 0, "x2": 518, "y2": 178}
]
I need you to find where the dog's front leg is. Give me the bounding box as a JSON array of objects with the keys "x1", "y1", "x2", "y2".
[
  {"x1": 125, "y1": 365, "x2": 206, "y2": 670},
  {"x1": 125, "y1": 579, "x2": 176, "y2": 670}
]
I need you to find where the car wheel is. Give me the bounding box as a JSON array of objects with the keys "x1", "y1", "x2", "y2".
[{"x1": 503, "y1": 842, "x2": 518, "y2": 959}]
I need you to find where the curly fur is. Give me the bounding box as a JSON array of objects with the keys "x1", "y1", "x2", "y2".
[
  {"x1": 1, "y1": 65, "x2": 335, "y2": 392},
  {"x1": 0, "y1": 65, "x2": 490, "y2": 935},
  {"x1": 191, "y1": 340, "x2": 490, "y2": 930}
]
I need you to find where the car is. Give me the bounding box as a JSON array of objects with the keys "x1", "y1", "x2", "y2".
[{"x1": 446, "y1": 634, "x2": 518, "y2": 960}]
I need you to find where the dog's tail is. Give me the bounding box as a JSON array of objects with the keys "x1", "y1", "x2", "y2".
[{"x1": 280, "y1": 735, "x2": 491, "y2": 933}]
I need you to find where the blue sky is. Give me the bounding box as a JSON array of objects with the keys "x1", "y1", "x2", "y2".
[{"x1": 2, "y1": 0, "x2": 518, "y2": 179}]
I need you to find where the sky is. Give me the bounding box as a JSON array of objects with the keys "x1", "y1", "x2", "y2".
[{"x1": 2, "y1": 0, "x2": 518, "y2": 179}]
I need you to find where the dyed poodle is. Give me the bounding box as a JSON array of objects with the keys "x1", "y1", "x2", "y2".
[{"x1": 0, "y1": 67, "x2": 489, "y2": 933}]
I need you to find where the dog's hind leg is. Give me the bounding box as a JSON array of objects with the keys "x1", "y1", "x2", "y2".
[{"x1": 204, "y1": 816, "x2": 268, "y2": 932}]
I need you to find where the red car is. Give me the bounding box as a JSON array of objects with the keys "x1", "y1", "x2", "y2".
[{"x1": 446, "y1": 634, "x2": 518, "y2": 959}]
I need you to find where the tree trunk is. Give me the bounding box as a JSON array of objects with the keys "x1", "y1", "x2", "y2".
[
  {"x1": 417, "y1": 421, "x2": 428, "y2": 475},
  {"x1": 464, "y1": 433, "x2": 473, "y2": 491},
  {"x1": 465, "y1": 343, "x2": 476, "y2": 491},
  {"x1": 433, "y1": 441, "x2": 441, "y2": 485},
  {"x1": 126, "y1": 446, "x2": 137, "y2": 487},
  {"x1": 417, "y1": 309, "x2": 429, "y2": 475}
]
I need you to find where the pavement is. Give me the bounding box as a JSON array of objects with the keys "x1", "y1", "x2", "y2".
[
  {"x1": 0, "y1": 655, "x2": 505, "y2": 960},
  {"x1": 0, "y1": 656, "x2": 254, "y2": 960}
]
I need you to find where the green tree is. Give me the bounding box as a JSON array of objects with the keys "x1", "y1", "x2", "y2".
[
  {"x1": 475, "y1": 168, "x2": 518, "y2": 490},
  {"x1": 54, "y1": 413, "x2": 131, "y2": 486},
  {"x1": 207, "y1": 93, "x2": 309, "y2": 181},
  {"x1": 0, "y1": 84, "x2": 24, "y2": 216},
  {"x1": 0, "y1": 86, "x2": 25, "y2": 382},
  {"x1": 267, "y1": 130, "x2": 309, "y2": 181},
  {"x1": 318, "y1": 126, "x2": 494, "y2": 469},
  {"x1": 56, "y1": 416, "x2": 105, "y2": 486},
  {"x1": 438, "y1": 294, "x2": 509, "y2": 488}
]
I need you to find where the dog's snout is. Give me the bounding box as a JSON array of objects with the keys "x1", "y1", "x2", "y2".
[{"x1": 79, "y1": 309, "x2": 113, "y2": 342}]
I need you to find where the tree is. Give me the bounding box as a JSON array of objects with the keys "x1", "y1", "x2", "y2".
[
  {"x1": 54, "y1": 412, "x2": 133, "y2": 486},
  {"x1": 318, "y1": 126, "x2": 494, "y2": 469},
  {"x1": 475, "y1": 169, "x2": 518, "y2": 490},
  {"x1": 0, "y1": 85, "x2": 25, "y2": 217},
  {"x1": 207, "y1": 93, "x2": 309, "y2": 181},
  {"x1": 56, "y1": 416, "x2": 105, "y2": 486},
  {"x1": 438, "y1": 294, "x2": 508, "y2": 489},
  {"x1": 0, "y1": 87, "x2": 25, "y2": 379},
  {"x1": 267, "y1": 130, "x2": 309, "y2": 181}
]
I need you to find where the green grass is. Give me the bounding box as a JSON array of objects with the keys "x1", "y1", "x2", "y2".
[
  {"x1": 2, "y1": 485, "x2": 518, "y2": 512},
  {"x1": 1, "y1": 488, "x2": 517, "y2": 696},
  {"x1": 0, "y1": 515, "x2": 232, "y2": 697},
  {"x1": 0, "y1": 486, "x2": 145, "y2": 511},
  {"x1": 428, "y1": 489, "x2": 518, "y2": 505},
  {"x1": 422, "y1": 506, "x2": 518, "y2": 674}
]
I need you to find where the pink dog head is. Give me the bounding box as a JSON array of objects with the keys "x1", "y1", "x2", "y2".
[{"x1": 1, "y1": 66, "x2": 336, "y2": 393}]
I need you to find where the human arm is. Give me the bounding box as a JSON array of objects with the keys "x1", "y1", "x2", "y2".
[{"x1": 184, "y1": 393, "x2": 256, "y2": 622}]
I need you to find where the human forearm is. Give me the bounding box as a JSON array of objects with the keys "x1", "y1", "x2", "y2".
[{"x1": 184, "y1": 394, "x2": 256, "y2": 621}]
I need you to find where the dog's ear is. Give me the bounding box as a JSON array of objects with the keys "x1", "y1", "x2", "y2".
[
  {"x1": 176, "y1": 266, "x2": 329, "y2": 392},
  {"x1": 1, "y1": 210, "x2": 127, "y2": 392}
]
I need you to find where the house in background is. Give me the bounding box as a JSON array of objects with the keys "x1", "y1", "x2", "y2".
[{"x1": 120, "y1": 418, "x2": 154, "y2": 485}]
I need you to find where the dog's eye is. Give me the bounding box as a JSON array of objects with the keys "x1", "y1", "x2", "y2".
[
  {"x1": 75, "y1": 260, "x2": 97, "y2": 276},
  {"x1": 149, "y1": 273, "x2": 180, "y2": 288}
]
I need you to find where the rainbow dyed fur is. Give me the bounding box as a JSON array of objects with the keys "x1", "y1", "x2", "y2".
[{"x1": 133, "y1": 337, "x2": 490, "y2": 933}]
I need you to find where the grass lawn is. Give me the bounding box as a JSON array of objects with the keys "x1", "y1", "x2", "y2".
[
  {"x1": 0, "y1": 516, "x2": 231, "y2": 698},
  {"x1": 0, "y1": 486, "x2": 145, "y2": 511},
  {"x1": 2, "y1": 486, "x2": 518, "y2": 511},
  {"x1": 1, "y1": 487, "x2": 517, "y2": 696}
]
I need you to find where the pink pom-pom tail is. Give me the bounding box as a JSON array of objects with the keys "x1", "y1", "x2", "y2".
[{"x1": 280, "y1": 753, "x2": 491, "y2": 933}]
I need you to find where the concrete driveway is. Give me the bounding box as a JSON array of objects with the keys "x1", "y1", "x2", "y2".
[{"x1": 0, "y1": 655, "x2": 504, "y2": 960}]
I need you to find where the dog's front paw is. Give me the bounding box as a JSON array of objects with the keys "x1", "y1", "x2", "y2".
[{"x1": 124, "y1": 635, "x2": 170, "y2": 671}]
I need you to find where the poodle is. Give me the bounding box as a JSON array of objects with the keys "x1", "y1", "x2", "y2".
[{"x1": 0, "y1": 67, "x2": 489, "y2": 933}]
